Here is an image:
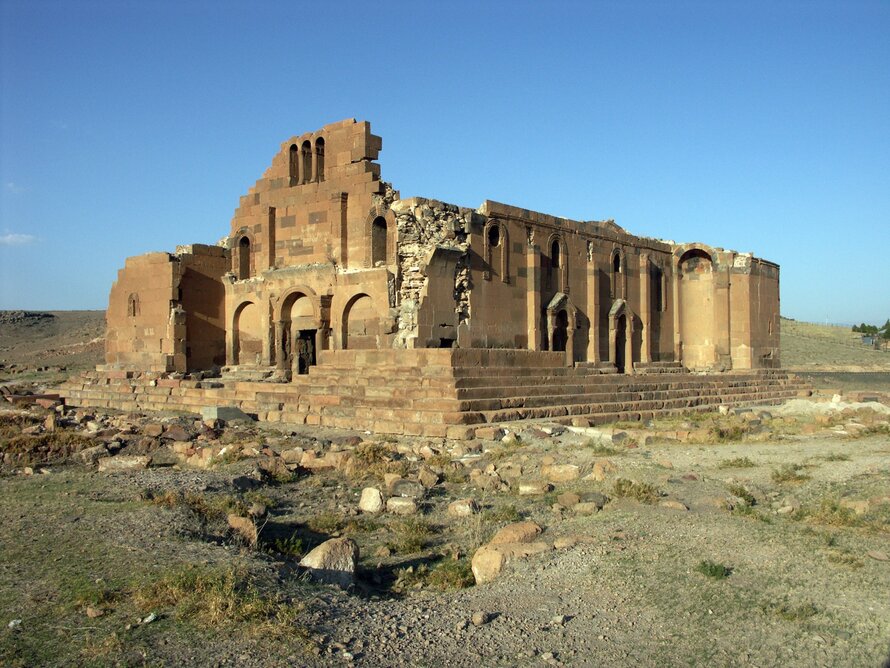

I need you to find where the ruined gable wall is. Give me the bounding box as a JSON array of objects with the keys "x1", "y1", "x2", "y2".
[
  {"x1": 105, "y1": 253, "x2": 182, "y2": 372},
  {"x1": 227, "y1": 119, "x2": 384, "y2": 274}
]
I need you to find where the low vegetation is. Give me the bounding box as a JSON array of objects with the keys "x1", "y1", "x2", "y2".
[
  {"x1": 696, "y1": 560, "x2": 732, "y2": 579},
  {"x1": 612, "y1": 478, "x2": 660, "y2": 504}
]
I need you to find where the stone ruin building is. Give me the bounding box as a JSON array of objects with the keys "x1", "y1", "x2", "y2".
[{"x1": 62, "y1": 119, "x2": 803, "y2": 438}]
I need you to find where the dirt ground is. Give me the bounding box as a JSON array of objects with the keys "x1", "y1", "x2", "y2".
[
  {"x1": 1, "y1": 396, "x2": 889, "y2": 667},
  {"x1": 1, "y1": 312, "x2": 889, "y2": 666}
]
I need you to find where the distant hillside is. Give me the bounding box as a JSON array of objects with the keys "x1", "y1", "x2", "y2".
[
  {"x1": 0, "y1": 310, "x2": 105, "y2": 381},
  {"x1": 781, "y1": 317, "x2": 890, "y2": 370}
]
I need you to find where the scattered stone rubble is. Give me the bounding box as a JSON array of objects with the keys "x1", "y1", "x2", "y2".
[{"x1": 3, "y1": 383, "x2": 890, "y2": 590}]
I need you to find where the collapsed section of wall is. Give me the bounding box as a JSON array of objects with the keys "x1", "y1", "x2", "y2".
[{"x1": 390, "y1": 197, "x2": 475, "y2": 348}]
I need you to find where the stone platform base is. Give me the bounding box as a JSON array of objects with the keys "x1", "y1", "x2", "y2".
[{"x1": 60, "y1": 349, "x2": 809, "y2": 439}]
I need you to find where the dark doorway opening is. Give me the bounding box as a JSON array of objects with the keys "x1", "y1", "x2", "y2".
[
  {"x1": 552, "y1": 309, "x2": 569, "y2": 352},
  {"x1": 616, "y1": 314, "x2": 627, "y2": 374},
  {"x1": 295, "y1": 330, "x2": 316, "y2": 375}
]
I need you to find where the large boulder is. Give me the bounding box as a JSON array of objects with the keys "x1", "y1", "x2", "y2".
[{"x1": 299, "y1": 537, "x2": 359, "y2": 587}]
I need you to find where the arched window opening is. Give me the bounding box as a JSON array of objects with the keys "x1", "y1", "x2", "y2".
[
  {"x1": 238, "y1": 236, "x2": 251, "y2": 280},
  {"x1": 301, "y1": 140, "x2": 312, "y2": 184},
  {"x1": 548, "y1": 237, "x2": 563, "y2": 291},
  {"x1": 127, "y1": 293, "x2": 140, "y2": 318},
  {"x1": 315, "y1": 137, "x2": 325, "y2": 182},
  {"x1": 488, "y1": 225, "x2": 500, "y2": 248},
  {"x1": 371, "y1": 217, "x2": 388, "y2": 265},
  {"x1": 551, "y1": 239, "x2": 561, "y2": 269},
  {"x1": 288, "y1": 144, "x2": 298, "y2": 185},
  {"x1": 611, "y1": 250, "x2": 623, "y2": 299},
  {"x1": 653, "y1": 266, "x2": 664, "y2": 312}
]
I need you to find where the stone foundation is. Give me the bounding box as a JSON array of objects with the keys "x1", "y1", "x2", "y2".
[{"x1": 60, "y1": 350, "x2": 807, "y2": 439}]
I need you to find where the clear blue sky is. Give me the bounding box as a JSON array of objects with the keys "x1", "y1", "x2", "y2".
[{"x1": 1, "y1": 0, "x2": 888, "y2": 325}]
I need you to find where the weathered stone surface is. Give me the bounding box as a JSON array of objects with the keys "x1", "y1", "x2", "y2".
[
  {"x1": 78, "y1": 444, "x2": 108, "y2": 466},
  {"x1": 557, "y1": 492, "x2": 581, "y2": 508},
  {"x1": 489, "y1": 521, "x2": 542, "y2": 546},
  {"x1": 359, "y1": 487, "x2": 385, "y2": 514},
  {"x1": 417, "y1": 466, "x2": 439, "y2": 489},
  {"x1": 299, "y1": 537, "x2": 359, "y2": 587},
  {"x1": 447, "y1": 498, "x2": 479, "y2": 517},
  {"x1": 542, "y1": 464, "x2": 580, "y2": 482},
  {"x1": 386, "y1": 497, "x2": 418, "y2": 515},
  {"x1": 280, "y1": 447, "x2": 304, "y2": 464},
  {"x1": 518, "y1": 481, "x2": 553, "y2": 496},
  {"x1": 391, "y1": 479, "x2": 425, "y2": 499},
  {"x1": 660, "y1": 500, "x2": 689, "y2": 511},
  {"x1": 200, "y1": 406, "x2": 253, "y2": 423},
  {"x1": 471, "y1": 541, "x2": 551, "y2": 584},
  {"x1": 97, "y1": 455, "x2": 150, "y2": 472},
  {"x1": 573, "y1": 502, "x2": 601, "y2": 516},
  {"x1": 588, "y1": 460, "x2": 617, "y2": 481}
]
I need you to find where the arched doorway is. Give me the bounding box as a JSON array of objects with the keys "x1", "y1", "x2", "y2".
[
  {"x1": 343, "y1": 294, "x2": 376, "y2": 350},
  {"x1": 280, "y1": 292, "x2": 316, "y2": 375},
  {"x1": 233, "y1": 301, "x2": 263, "y2": 365}
]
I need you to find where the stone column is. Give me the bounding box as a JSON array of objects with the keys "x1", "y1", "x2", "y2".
[
  {"x1": 546, "y1": 311, "x2": 556, "y2": 353},
  {"x1": 626, "y1": 315, "x2": 635, "y2": 375},
  {"x1": 586, "y1": 259, "x2": 600, "y2": 363},
  {"x1": 639, "y1": 253, "x2": 651, "y2": 364},
  {"x1": 311, "y1": 149, "x2": 318, "y2": 183},
  {"x1": 526, "y1": 240, "x2": 542, "y2": 351},
  {"x1": 261, "y1": 308, "x2": 272, "y2": 366},
  {"x1": 275, "y1": 321, "x2": 287, "y2": 371}
]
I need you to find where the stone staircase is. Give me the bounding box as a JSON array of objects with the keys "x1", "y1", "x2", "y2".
[{"x1": 59, "y1": 349, "x2": 809, "y2": 439}]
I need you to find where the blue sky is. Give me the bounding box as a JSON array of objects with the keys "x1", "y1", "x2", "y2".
[{"x1": 1, "y1": 0, "x2": 888, "y2": 325}]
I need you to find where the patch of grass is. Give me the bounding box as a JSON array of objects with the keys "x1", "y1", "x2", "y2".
[
  {"x1": 481, "y1": 504, "x2": 521, "y2": 524},
  {"x1": 585, "y1": 439, "x2": 621, "y2": 456},
  {"x1": 306, "y1": 511, "x2": 344, "y2": 536},
  {"x1": 386, "y1": 517, "x2": 434, "y2": 554},
  {"x1": 612, "y1": 478, "x2": 661, "y2": 504},
  {"x1": 149, "y1": 490, "x2": 248, "y2": 520},
  {"x1": 343, "y1": 515, "x2": 381, "y2": 536},
  {"x1": 805, "y1": 497, "x2": 863, "y2": 528},
  {"x1": 763, "y1": 599, "x2": 818, "y2": 622},
  {"x1": 394, "y1": 558, "x2": 474, "y2": 592},
  {"x1": 243, "y1": 490, "x2": 275, "y2": 508},
  {"x1": 131, "y1": 564, "x2": 308, "y2": 640},
  {"x1": 709, "y1": 423, "x2": 746, "y2": 443},
  {"x1": 826, "y1": 550, "x2": 864, "y2": 569},
  {"x1": 731, "y1": 503, "x2": 772, "y2": 523},
  {"x1": 63, "y1": 575, "x2": 123, "y2": 611},
  {"x1": 823, "y1": 452, "x2": 851, "y2": 462},
  {"x1": 696, "y1": 560, "x2": 732, "y2": 579},
  {"x1": 354, "y1": 441, "x2": 390, "y2": 466},
  {"x1": 270, "y1": 531, "x2": 305, "y2": 558},
  {"x1": 771, "y1": 464, "x2": 810, "y2": 484},
  {"x1": 718, "y1": 456, "x2": 756, "y2": 469},
  {"x1": 726, "y1": 483, "x2": 757, "y2": 507}
]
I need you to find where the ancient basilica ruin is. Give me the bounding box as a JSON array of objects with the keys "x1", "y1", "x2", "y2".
[{"x1": 62, "y1": 119, "x2": 801, "y2": 437}]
